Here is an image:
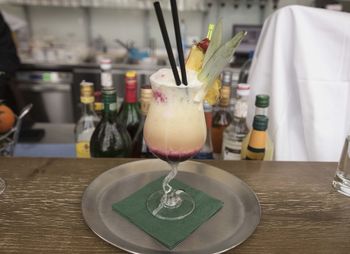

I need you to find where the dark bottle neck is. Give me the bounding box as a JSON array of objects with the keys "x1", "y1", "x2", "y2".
[
  {"x1": 102, "y1": 89, "x2": 118, "y2": 120},
  {"x1": 81, "y1": 101, "x2": 95, "y2": 116}
]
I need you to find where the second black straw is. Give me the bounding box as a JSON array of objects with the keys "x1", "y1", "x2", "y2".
[{"x1": 170, "y1": 0, "x2": 187, "y2": 86}]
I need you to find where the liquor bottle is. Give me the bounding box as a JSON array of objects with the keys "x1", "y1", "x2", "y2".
[
  {"x1": 132, "y1": 85, "x2": 153, "y2": 157},
  {"x1": 118, "y1": 71, "x2": 142, "y2": 142},
  {"x1": 241, "y1": 94, "x2": 274, "y2": 160},
  {"x1": 90, "y1": 86, "x2": 131, "y2": 158},
  {"x1": 211, "y1": 85, "x2": 232, "y2": 159},
  {"x1": 194, "y1": 101, "x2": 214, "y2": 159},
  {"x1": 245, "y1": 115, "x2": 269, "y2": 160},
  {"x1": 222, "y1": 84, "x2": 250, "y2": 160},
  {"x1": 75, "y1": 81, "x2": 100, "y2": 158}
]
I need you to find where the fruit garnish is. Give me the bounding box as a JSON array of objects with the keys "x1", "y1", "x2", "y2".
[
  {"x1": 186, "y1": 44, "x2": 204, "y2": 72},
  {"x1": 198, "y1": 30, "x2": 247, "y2": 89},
  {"x1": 197, "y1": 38, "x2": 210, "y2": 52},
  {"x1": 204, "y1": 78, "x2": 221, "y2": 105}
]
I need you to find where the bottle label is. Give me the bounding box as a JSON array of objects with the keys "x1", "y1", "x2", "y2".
[
  {"x1": 76, "y1": 142, "x2": 90, "y2": 158},
  {"x1": 246, "y1": 130, "x2": 267, "y2": 160},
  {"x1": 94, "y1": 102, "x2": 104, "y2": 111},
  {"x1": 246, "y1": 146, "x2": 265, "y2": 160},
  {"x1": 222, "y1": 139, "x2": 242, "y2": 160},
  {"x1": 248, "y1": 130, "x2": 267, "y2": 149},
  {"x1": 234, "y1": 100, "x2": 248, "y2": 118},
  {"x1": 108, "y1": 103, "x2": 117, "y2": 112},
  {"x1": 81, "y1": 96, "x2": 94, "y2": 104},
  {"x1": 102, "y1": 89, "x2": 117, "y2": 114},
  {"x1": 219, "y1": 86, "x2": 231, "y2": 106},
  {"x1": 101, "y1": 73, "x2": 113, "y2": 87}
]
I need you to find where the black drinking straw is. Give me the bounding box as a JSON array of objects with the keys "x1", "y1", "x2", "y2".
[
  {"x1": 170, "y1": 0, "x2": 187, "y2": 86},
  {"x1": 153, "y1": 1, "x2": 181, "y2": 86}
]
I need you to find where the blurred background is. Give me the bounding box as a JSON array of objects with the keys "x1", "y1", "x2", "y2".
[{"x1": 0, "y1": 0, "x2": 348, "y2": 157}]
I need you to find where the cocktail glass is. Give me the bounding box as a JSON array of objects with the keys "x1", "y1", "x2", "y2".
[{"x1": 144, "y1": 68, "x2": 206, "y2": 220}]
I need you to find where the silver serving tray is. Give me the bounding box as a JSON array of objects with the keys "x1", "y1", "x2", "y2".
[{"x1": 82, "y1": 159, "x2": 261, "y2": 254}]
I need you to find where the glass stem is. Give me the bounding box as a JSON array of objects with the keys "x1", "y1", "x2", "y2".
[
  {"x1": 162, "y1": 162, "x2": 178, "y2": 196},
  {"x1": 152, "y1": 162, "x2": 182, "y2": 216}
]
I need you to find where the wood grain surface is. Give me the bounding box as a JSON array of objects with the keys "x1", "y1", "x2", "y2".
[{"x1": 0, "y1": 157, "x2": 349, "y2": 253}]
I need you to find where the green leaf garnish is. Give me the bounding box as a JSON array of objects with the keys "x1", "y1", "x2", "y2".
[{"x1": 198, "y1": 30, "x2": 247, "y2": 86}]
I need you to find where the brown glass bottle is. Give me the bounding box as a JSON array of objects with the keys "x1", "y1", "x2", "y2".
[{"x1": 211, "y1": 85, "x2": 232, "y2": 158}]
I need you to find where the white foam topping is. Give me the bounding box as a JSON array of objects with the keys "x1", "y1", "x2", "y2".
[{"x1": 150, "y1": 68, "x2": 203, "y2": 88}]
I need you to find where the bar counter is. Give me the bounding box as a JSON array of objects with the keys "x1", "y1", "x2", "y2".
[{"x1": 0, "y1": 157, "x2": 349, "y2": 253}]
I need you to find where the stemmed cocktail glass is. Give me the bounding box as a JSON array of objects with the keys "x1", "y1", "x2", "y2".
[
  {"x1": 143, "y1": 68, "x2": 206, "y2": 220},
  {"x1": 145, "y1": 0, "x2": 246, "y2": 220}
]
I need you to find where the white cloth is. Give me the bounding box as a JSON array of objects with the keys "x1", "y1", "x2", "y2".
[{"x1": 248, "y1": 6, "x2": 350, "y2": 161}]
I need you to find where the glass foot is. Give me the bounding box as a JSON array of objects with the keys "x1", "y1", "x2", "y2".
[
  {"x1": 333, "y1": 172, "x2": 350, "y2": 197},
  {"x1": 147, "y1": 189, "x2": 195, "y2": 220},
  {"x1": 0, "y1": 177, "x2": 6, "y2": 195}
]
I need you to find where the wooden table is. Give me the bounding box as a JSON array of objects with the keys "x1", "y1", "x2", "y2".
[{"x1": 0, "y1": 157, "x2": 349, "y2": 253}]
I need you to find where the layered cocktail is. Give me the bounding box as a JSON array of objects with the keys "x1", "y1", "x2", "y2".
[{"x1": 144, "y1": 68, "x2": 206, "y2": 162}]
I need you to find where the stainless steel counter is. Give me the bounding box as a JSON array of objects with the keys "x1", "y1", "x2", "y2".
[{"x1": 14, "y1": 123, "x2": 75, "y2": 158}]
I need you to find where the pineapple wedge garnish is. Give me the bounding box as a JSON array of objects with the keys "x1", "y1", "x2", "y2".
[{"x1": 185, "y1": 23, "x2": 222, "y2": 105}]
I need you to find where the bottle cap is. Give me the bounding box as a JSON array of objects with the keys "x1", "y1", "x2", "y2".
[
  {"x1": 126, "y1": 71, "x2": 137, "y2": 78},
  {"x1": 255, "y1": 94, "x2": 269, "y2": 108},
  {"x1": 100, "y1": 58, "x2": 112, "y2": 70},
  {"x1": 219, "y1": 85, "x2": 231, "y2": 106},
  {"x1": 140, "y1": 87, "x2": 152, "y2": 115},
  {"x1": 253, "y1": 115, "x2": 269, "y2": 131},
  {"x1": 237, "y1": 83, "x2": 250, "y2": 97},
  {"x1": 125, "y1": 72, "x2": 138, "y2": 103},
  {"x1": 140, "y1": 87, "x2": 153, "y2": 100},
  {"x1": 80, "y1": 81, "x2": 95, "y2": 104}
]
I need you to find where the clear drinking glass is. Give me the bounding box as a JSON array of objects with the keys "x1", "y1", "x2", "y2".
[
  {"x1": 332, "y1": 135, "x2": 350, "y2": 197},
  {"x1": 0, "y1": 178, "x2": 5, "y2": 194},
  {"x1": 143, "y1": 68, "x2": 206, "y2": 220}
]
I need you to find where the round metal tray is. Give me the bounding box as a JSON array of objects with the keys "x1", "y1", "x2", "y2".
[{"x1": 82, "y1": 159, "x2": 261, "y2": 254}]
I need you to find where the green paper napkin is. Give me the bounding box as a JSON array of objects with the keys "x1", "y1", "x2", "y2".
[{"x1": 112, "y1": 177, "x2": 224, "y2": 249}]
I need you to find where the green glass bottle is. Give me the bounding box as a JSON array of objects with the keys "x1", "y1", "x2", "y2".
[
  {"x1": 241, "y1": 94, "x2": 274, "y2": 160},
  {"x1": 90, "y1": 87, "x2": 131, "y2": 158},
  {"x1": 118, "y1": 71, "x2": 142, "y2": 151},
  {"x1": 245, "y1": 115, "x2": 269, "y2": 160}
]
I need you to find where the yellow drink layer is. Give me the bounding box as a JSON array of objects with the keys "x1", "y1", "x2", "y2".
[{"x1": 144, "y1": 68, "x2": 206, "y2": 157}]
